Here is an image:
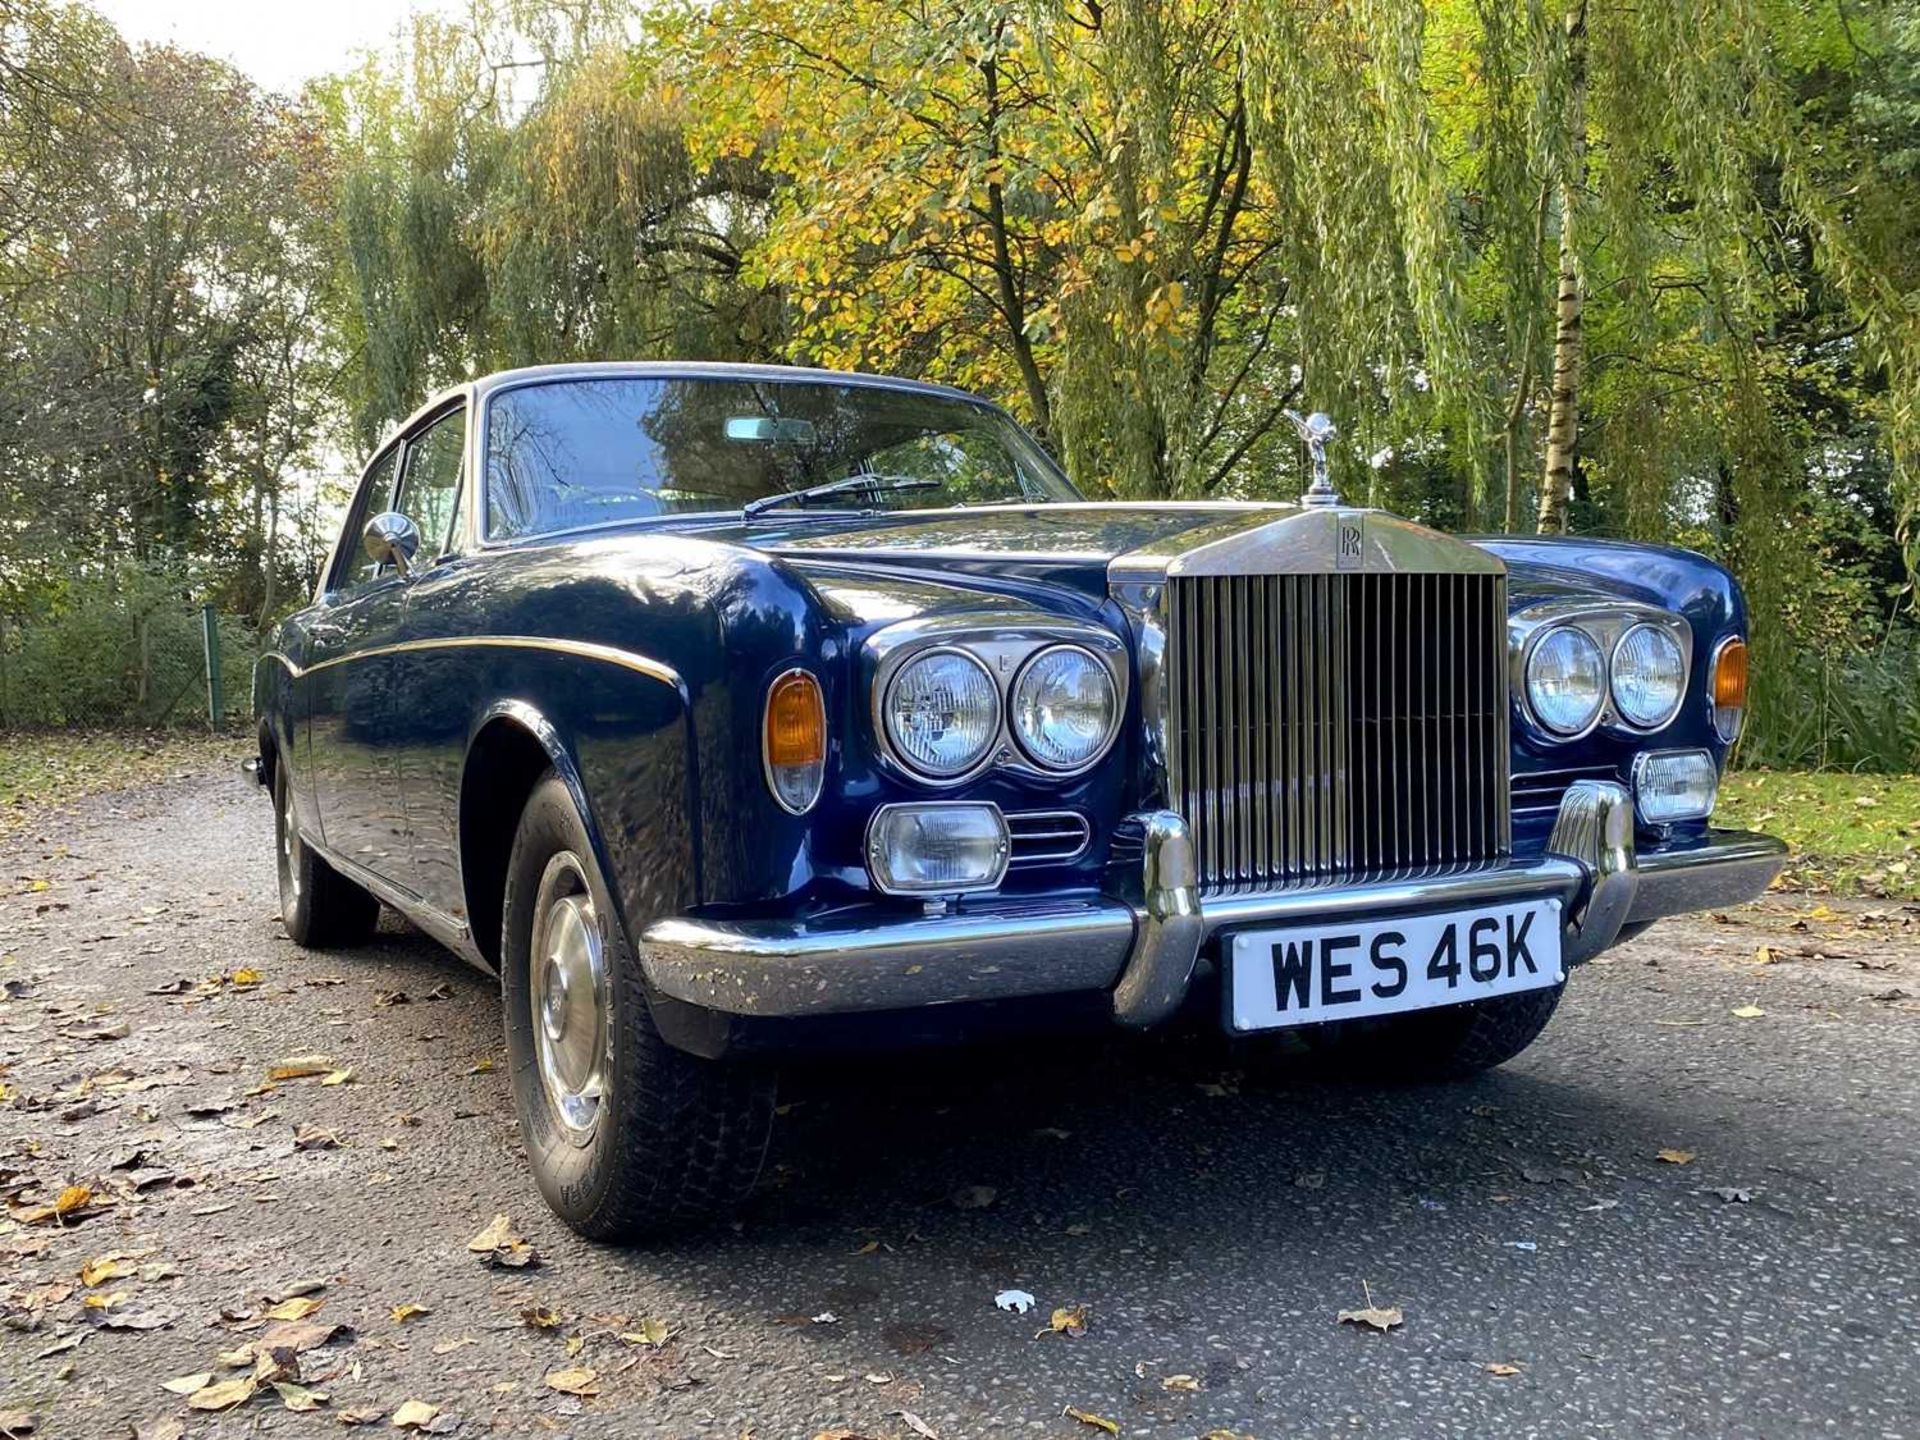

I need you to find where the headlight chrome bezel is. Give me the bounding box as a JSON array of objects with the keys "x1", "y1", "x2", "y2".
[
  {"x1": 881, "y1": 646, "x2": 1002, "y2": 780},
  {"x1": 1524, "y1": 624, "x2": 1609, "y2": 738},
  {"x1": 1509, "y1": 602, "x2": 1694, "y2": 742},
  {"x1": 1610, "y1": 621, "x2": 1688, "y2": 730},
  {"x1": 866, "y1": 616, "x2": 1128, "y2": 787},
  {"x1": 1009, "y1": 643, "x2": 1122, "y2": 775}
]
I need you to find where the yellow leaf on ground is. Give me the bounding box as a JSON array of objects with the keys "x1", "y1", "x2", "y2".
[
  {"x1": 1337, "y1": 1305, "x2": 1404, "y2": 1331},
  {"x1": 186, "y1": 1377, "x2": 256, "y2": 1412},
  {"x1": 467, "y1": 1213, "x2": 517, "y2": 1252},
  {"x1": 544, "y1": 1366, "x2": 599, "y2": 1397},
  {"x1": 232, "y1": 968, "x2": 263, "y2": 987},
  {"x1": 54, "y1": 1184, "x2": 93, "y2": 1215},
  {"x1": 162, "y1": 1372, "x2": 212, "y2": 1396},
  {"x1": 320, "y1": 1069, "x2": 353, "y2": 1087},
  {"x1": 271, "y1": 1381, "x2": 326, "y2": 1412},
  {"x1": 1042, "y1": 1304, "x2": 1088, "y2": 1338},
  {"x1": 1064, "y1": 1407, "x2": 1119, "y2": 1434},
  {"x1": 1656, "y1": 1148, "x2": 1696, "y2": 1165},
  {"x1": 1731, "y1": 1004, "x2": 1766, "y2": 1019},
  {"x1": 262, "y1": 1296, "x2": 321, "y2": 1322},
  {"x1": 80, "y1": 1254, "x2": 133, "y2": 1286},
  {"x1": 619, "y1": 1317, "x2": 671, "y2": 1347},
  {"x1": 391, "y1": 1400, "x2": 439, "y2": 1429},
  {"x1": 266, "y1": 1057, "x2": 331, "y2": 1082},
  {"x1": 390, "y1": 1303, "x2": 431, "y2": 1324}
]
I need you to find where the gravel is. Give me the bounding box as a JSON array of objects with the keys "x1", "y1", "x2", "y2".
[{"x1": 1, "y1": 768, "x2": 1916, "y2": 1438}]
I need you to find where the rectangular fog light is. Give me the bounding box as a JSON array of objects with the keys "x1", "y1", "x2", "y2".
[
  {"x1": 1633, "y1": 748, "x2": 1718, "y2": 824},
  {"x1": 866, "y1": 802, "x2": 1010, "y2": 897}
]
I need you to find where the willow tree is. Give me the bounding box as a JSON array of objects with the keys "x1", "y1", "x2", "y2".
[
  {"x1": 316, "y1": 10, "x2": 784, "y2": 448},
  {"x1": 674, "y1": 0, "x2": 1303, "y2": 497}
]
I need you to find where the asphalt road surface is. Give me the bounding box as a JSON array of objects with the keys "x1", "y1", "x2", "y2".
[{"x1": 2, "y1": 769, "x2": 1916, "y2": 1439}]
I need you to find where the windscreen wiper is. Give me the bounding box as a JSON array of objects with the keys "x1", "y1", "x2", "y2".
[{"x1": 742, "y1": 473, "x2": 941, "y2": 520}]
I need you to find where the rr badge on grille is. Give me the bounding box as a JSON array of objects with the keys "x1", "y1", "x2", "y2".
[{"x1": 1336, "y1": 513, "x2": 1366, "y2": 570}]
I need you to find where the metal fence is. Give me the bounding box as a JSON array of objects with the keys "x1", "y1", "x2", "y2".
[{"x1": 0, "y1": 601, "x2": 256, "y2": 731}]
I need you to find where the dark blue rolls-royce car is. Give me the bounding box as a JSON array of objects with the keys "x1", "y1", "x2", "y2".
[{"x1": 253, "y1": 362, "x2": 1784, "y2": 1240}]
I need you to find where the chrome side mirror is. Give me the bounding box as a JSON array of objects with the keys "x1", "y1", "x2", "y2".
[{"x1": 362, "y1": 511, "x2": 421, "y2": 577}]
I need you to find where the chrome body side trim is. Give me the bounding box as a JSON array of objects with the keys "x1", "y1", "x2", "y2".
[
  {"x1": 303, "y1": 833, "x2": 489, "y2": 973},
  {"x1": 252, "y1": 635, "x2": 685, "y2": 698}
]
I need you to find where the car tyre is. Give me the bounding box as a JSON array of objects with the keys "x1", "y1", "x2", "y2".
[
  {"x1": 1318, "y1": 983, "x2": 1566, "y2": 1081},
  {"x1": 502, "y1": 772, "x2": 774, "y2": 1242},
  {"x1": 275, "y1": 763, "x2": 381, "y2": 948}
]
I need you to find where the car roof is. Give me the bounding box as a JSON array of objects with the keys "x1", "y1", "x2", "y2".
[
  {"x1": 392, "y1": 362, "x2": 997, "y2": 438},
  {"x1": 476, "y1": 361, "x2": 988, "y2": 406}
]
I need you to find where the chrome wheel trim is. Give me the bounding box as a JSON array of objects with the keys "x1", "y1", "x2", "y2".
[
  {"x1": 279, "y1": 782, "x2": 302, "y2": 908},
  {"x1": 528, "y1": 851, "x2": 610, "y2": 1139}
]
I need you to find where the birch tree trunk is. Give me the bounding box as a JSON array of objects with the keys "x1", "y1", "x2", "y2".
[{"x1": 1536, "y1": 0, "x2": 1588, "y2": 535}]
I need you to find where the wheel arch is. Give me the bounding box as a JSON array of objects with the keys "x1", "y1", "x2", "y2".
[{"x1": 459, "y1": 703, "x2": 604, "y2": 972}]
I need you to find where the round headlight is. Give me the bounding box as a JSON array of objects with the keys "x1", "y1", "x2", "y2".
[
  {"x1": 1012, "y1": 646, "x2": 1117, "y2": 770},
  {"x1": 1526, "y1": 626, "x2": 1606, "y2": 736},
  {"x1": 1611, "y1": 623, "x2": 1685, "y2": 729},
  {"x1": 884, "y1": 649, "x2": 999, "y2": 777}
]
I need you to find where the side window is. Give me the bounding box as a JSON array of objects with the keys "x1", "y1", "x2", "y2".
[
  {"x1": 396, "y1": 407, "x2": 466, "y2": 557},
  {"x1": 338, "y1": 447, "x2": 400, "y2": 592}
]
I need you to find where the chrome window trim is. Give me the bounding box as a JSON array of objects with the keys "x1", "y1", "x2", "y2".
[
  {"x1": 865, "y1": 614, "x2": 1130, "y2": 790},
  {"x1": 1508, "y1": 601, "x2": 1692, "y2": 742},
  {"x1": 1006, "y1": 643, "x2": 1124, "y2": 776},
  {"x1": 761, "y1": 665, "x2": 827, "y2": 817}
]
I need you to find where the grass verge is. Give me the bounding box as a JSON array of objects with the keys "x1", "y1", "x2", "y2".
[
  {"x1": 0, "y1": 729, "x2": 249, "y2": 838},
  {"x1": 1718, "y1": 768, "x2": 1920, "y2": 902}
]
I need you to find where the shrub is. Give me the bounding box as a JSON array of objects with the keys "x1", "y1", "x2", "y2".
[{"x1": 0, "y1": 569, "x2": 256, "y2": 729}]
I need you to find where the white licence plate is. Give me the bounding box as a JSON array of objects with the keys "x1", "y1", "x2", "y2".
[{"x1": 1225, "y1": 899, "x2": 1564, "y2": 1033}]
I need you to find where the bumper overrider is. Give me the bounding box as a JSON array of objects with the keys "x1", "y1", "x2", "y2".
[{"x1": 637, "y1": 782, "x2": 1785, "y2": 1025}]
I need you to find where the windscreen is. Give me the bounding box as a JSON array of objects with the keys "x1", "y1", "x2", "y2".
[{"x1": 484, "y1": 376, "x2": 1077, "y2": 540}]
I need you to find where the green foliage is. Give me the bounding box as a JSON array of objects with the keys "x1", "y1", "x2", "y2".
[
  {"x1": 1, "y1": 3, "x2": 340, "y2": 621},
  {"x1": 0, "y1": 569, "x2": 256, "y2": 729},
  {"x1": 7, "y1": 0, "x2": 1920, "y2": 773},
  {"x1": 1717, "y1": 767, "x2": 1920, "y2": 900}
]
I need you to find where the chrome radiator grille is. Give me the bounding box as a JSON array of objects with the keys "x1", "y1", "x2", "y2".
[{"x1": 1164, "y1": 572, "x2": 1510, "y2": 892}]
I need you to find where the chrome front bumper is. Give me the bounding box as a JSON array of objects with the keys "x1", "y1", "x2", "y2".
[{"x1": 637, "y1": 782, "x2": 1786, "y2": 1024}]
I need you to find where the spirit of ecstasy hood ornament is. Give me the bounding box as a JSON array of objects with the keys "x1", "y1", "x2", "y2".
[{"x1": 1283, "y1": 409, "x2": 1340, "y2": 509}]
